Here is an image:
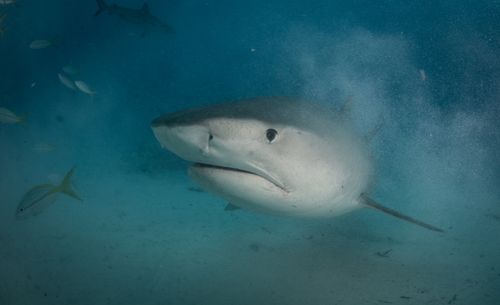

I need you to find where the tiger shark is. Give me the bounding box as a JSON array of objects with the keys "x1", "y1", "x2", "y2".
[
  {"x1": 95, "y1": 0, "x2": 173, "y2": 33},
  {"x1": 151, "y1": 97, "x2": 443, "y2": 232}
]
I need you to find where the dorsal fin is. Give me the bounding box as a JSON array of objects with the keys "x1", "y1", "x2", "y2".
[
  {"x1": 360, "y1": 193, "x2": 444, "y2": 232},
  {"x1": 141, "y1": 3, "x2": 150, "y2": 13}
]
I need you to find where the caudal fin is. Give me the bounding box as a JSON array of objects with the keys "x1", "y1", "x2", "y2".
[
  {"x1": 95, "y1": 0, "x2": 108, "y2": 16},
  {"x1": 360, "y1": 193, "x2": 444, "y2": 233},
  {"x1": 58, "y1": 167, "x2": 82, "y2": 201}
]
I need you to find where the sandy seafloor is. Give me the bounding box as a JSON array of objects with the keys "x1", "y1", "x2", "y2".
[
  {"x1": 1, "y1": 1, "x2": 500, "y2": 305},
  {"x1": 1, "y1": 167, "x2": 499, "y2": 305}
]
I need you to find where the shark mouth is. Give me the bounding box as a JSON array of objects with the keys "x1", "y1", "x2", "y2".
[{"x1": 191, "y1": 163, "x2": 289, "y2": 193}]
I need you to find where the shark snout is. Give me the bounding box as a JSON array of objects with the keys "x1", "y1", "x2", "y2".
[{"x1": 151, "y1": 115, "x2": 212, "y2": 161}]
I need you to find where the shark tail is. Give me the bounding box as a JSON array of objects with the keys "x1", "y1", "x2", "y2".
[
  {"x1": 58, "y1": 167, "x2": 82, "y2": 201},
  {"x1": 95, "y1": 0, "x2": 109, "y2": 16}
]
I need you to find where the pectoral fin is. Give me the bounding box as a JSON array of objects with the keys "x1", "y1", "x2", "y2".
[{"x1": 360, "y1": 193, "x2": 444, "y2": 233}]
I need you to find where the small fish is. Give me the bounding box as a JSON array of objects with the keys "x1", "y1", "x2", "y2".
[
  {"x1": 15, "y1": 167, "x2": 81, "y2": 219},
  {"x1": 57, "y1": 73, "x2": 76, "y2": 90},
  {"x1": 33, "y1": 143, "x2": 56, "y2": 153},
  {"x1": 30, "y1": 82, "x2": 37, "y2": 88},
  {"x1": 62, "y1": 65, "x2": 78, "y2": 75},
  {"x1": 0, "y1": 107, "x2": 24, "y2": 124},
  {"x1": 0, "y1": 0, "x2": 16, "y2": 5},
  {"x1": 419, "y1": 69, "x2": 427, "y2": 81},
  {"x1": 74, "y1": 80, "x2": 96, "y2": 98},
  {"x1": 29, "y1": 39, "x2": 52, "y2": 49}
]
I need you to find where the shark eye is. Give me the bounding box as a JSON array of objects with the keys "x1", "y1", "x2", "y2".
[{"x1": 266, "y1": 128, "x2": 278, "y2": 143}]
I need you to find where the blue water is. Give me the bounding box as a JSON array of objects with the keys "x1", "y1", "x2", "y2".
[{"x1": 1, "y1": 1, "x2": 499, "y2": 304}]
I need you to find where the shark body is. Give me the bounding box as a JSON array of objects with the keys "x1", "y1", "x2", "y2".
[
  {"x1": 151, "y1": 97, "x2": 443, "y2": 232},
  {"x1": 95, "y1": 0, "x2": 173, "y2": 33}
]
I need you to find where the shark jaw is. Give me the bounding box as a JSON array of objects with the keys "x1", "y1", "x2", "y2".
[
  {"x1": 188, "y1": 162, "x2": 289, "y2": 194},
  {"x1": 187, "y1": 161, "x2": 292, "y2": 214}
]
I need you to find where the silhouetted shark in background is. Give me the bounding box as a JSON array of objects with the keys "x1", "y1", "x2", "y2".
[{"x1": 95, "y1": 0, "x2": 173, "y2": 34}]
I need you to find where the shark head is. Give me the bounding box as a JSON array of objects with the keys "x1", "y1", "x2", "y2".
[{"x1": 152, "y1": 97, "x2": 373, "y2": 217}]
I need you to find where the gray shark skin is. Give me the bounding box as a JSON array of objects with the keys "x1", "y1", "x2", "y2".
[
  {"x1": 95, "y1": 0, "x2": 173, "y2": 33},
  {"x1": 151, "y1": 97, "x2": 443, "y2": 232}
]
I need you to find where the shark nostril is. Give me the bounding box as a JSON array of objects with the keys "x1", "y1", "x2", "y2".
[{"x1": 201, "y1": 133, "x2": 213, "y2": 156}]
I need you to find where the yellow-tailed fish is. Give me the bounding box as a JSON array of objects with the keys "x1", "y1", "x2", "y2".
[
  {"x1": 419, "y1": 69, "x2": 427, "y2": 81},
  {"x1": 74, "y1": 80, "x2": 96, "y2": 100},
  {"x1": 0, "y1": 107, "x2": 24, "y2": 124},
  {"x1": 57, "y1": 73, "x2": 76, "y2": 90},
  {"x1": 15, "y1": 167, "x2": 81, "y2": 219},
  {"x1": 0, "y1": 0, "x2": 16, "y2": 5}
]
